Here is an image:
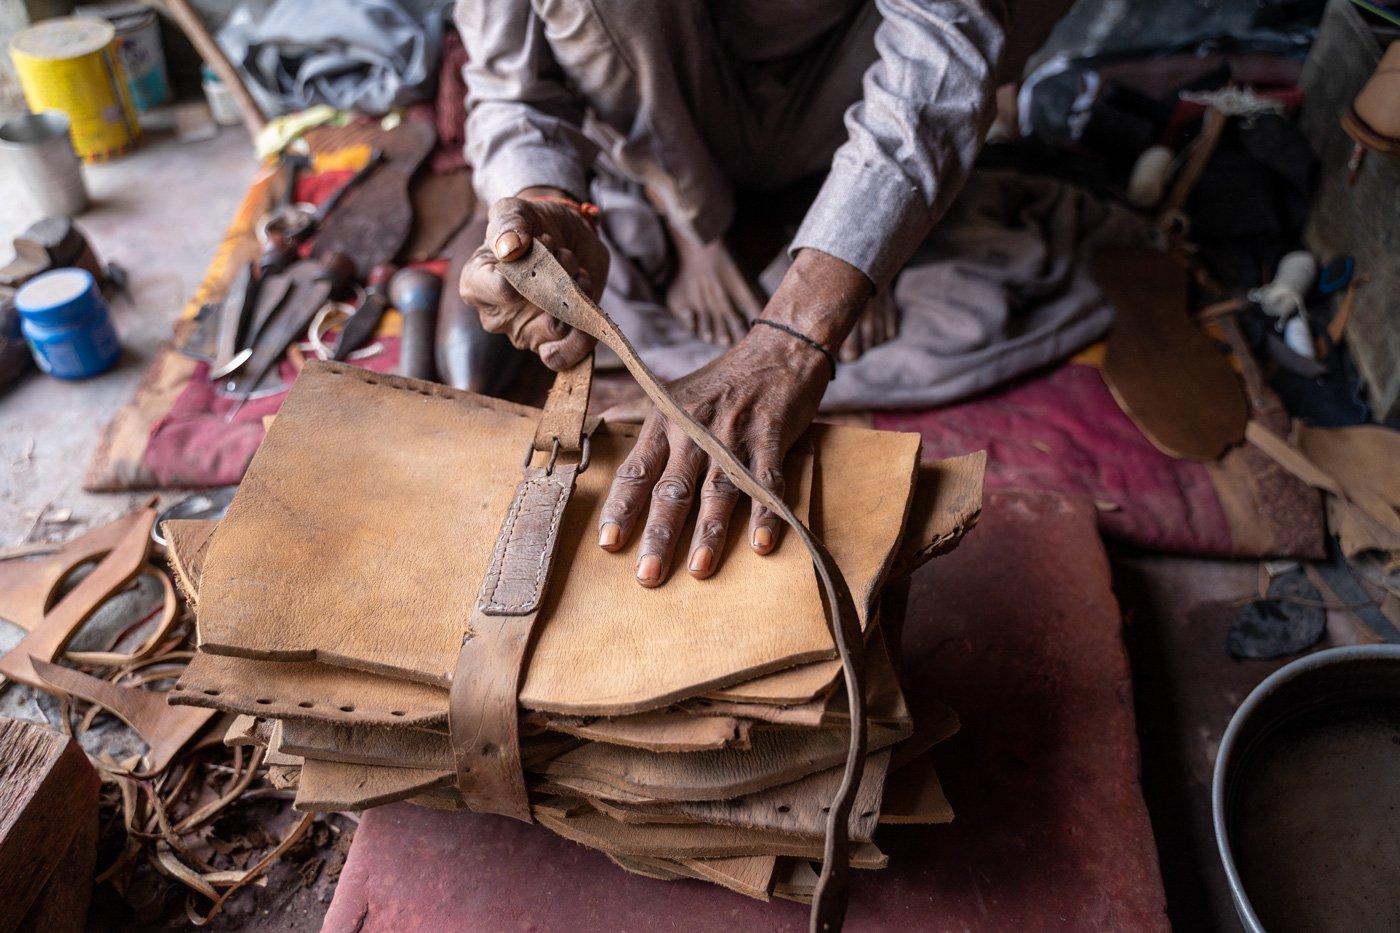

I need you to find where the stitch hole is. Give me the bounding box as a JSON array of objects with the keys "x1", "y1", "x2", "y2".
[
  {"x1": 255, "y1": 698, "x2": 272, "y2": 705},
  {"x1": 339, "y1": 705, "x2": 356, "y2": 713},
  {"x1": 200, "y1": 688, "x2": 219, "y2": 696},
  {"x1": 820, "y1": 806, "x2": 831, "y2": 814},
  {"x1": 390, "y1": 710, "x2": 406, "y2": 717},
  {"x1": 298, "y1": 701, "x2": 314, "y2": 709},
  {"x1": 860, "y1": 811, "x2": 875, "y2": 819},
  {"x1": 776, "y1": 805, "x2": 791, "y2": 814}
]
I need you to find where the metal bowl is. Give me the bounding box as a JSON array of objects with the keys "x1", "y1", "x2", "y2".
[{"x1": 1213, "y1": 644, "x2": 1400, "y2": 933}]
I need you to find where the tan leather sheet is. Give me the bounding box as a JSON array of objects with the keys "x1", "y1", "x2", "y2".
[{"x1": 196, "y1": 363, "x2": 923, "y2": 716}]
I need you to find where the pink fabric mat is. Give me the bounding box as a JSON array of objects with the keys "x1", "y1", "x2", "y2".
[
  {"x1": 875, "y1": 362, "x2": 1233, "y2": 555},
  {"x1": 140, "y1": 336, "x2": 403, "y2": 490},
  {"x1": 322, "y1": 490, "x2": 1168, "y2": 932}
]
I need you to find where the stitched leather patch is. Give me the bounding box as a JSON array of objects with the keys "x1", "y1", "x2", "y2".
[{"x1": 477, "y1": 466, "x2": 577, "y2": 616}]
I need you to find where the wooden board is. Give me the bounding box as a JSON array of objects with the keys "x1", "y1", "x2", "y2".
[
  {"x1": 535, "y1": 722, "x2": 907, "y2": 802},
  {"x1": 0, "y1": 717, "x2": 99, "y2": 930},
  {"x1": 197, "y1": 363, "x2": 921, "y2": 716},
  {"x1": 1096, "y1": 247, "x2": 1248, "y2": 461},
  {"x1": 535, "y1": 807, "x2": 888, "y2": 865}
]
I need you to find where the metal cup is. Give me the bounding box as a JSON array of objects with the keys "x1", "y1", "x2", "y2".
[{"x1": 0, "y1": 111, "x2": 91, "y2": 218}]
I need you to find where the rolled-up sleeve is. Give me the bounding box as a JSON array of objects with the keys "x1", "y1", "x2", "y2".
[
  {"x1": 456, "y1": 1, "x2": 596, "y2": 204},
  {"x1": 790, "y1": 0, "x2": 1009, "y2": 290}
]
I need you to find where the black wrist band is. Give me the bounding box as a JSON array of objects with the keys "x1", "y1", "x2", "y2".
[{"x1": 750, "y1": 319, "x2": 837, "y2": 381}]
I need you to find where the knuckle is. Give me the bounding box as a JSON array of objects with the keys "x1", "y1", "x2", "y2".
[
  {"x1": 642, "y1": 522, "x2": 677, "y2": 550},
  {"x1": 697, "y1": 518, "x2": 727, "y2": 541},
  {"x1": 703, "y1": 470, "x2": 738, "y2": 496},
  {"x1": 600, "y1": 494, "x2": 640, "y2": 521},
  {"x1": 614, "y1": 459, "x2": 653, "y2": 483},
  {"x1": 652, "y1": 477, "x2": 693, "y2": 503}
]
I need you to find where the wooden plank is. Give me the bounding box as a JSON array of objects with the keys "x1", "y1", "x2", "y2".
[{"x1": 0, "y1": 718, "x2": 99, "y2": 931}]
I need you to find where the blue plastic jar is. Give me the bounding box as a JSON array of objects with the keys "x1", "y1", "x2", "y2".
[{"x1": 15, "y1": 267, "x2": 121, "y2": 379}]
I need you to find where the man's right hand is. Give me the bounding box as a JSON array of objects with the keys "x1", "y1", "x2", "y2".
[{"x1": 460, "y1": 189, "x2": 611, "y2": 371}]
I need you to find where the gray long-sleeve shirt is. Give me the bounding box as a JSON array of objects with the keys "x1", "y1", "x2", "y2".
[{"x1": 456, "y1": 0, "x2": 1068, "y2": 290}]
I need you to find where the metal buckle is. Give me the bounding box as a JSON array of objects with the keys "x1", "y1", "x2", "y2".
[{"x1": 521, "y1": 435, "x2": 590, "y2": 476}]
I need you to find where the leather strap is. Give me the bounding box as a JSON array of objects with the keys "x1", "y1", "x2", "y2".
[
  {"x1": 449, "y1": 358, "x2": 593, "y2": 822},
  {"x1": 500, "y1": 242, "x2": 866, "y2": 933},
  {"x1": 532, "y1": 353, "x2": 593, "y2": 454}
]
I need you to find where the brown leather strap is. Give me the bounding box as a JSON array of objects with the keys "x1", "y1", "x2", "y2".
[
  {"x1": 501, "y1": 242, "x2": 866, "y2": 933},
  {"x1": 449, "y1": 359, "x2": 593, "y2": 823},
  {"x1": 533, "y1": 353, "x2": 593, "y2": 454}
]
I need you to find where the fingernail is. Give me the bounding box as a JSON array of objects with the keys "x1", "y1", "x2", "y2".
[
  {"x1": 494, "y1": 231, "x2": 523, "y2": 259},
  {"x1": 637, "y1": 554, "x2": 662, "y2": 585},
  {"x1": 598, "y1": 522, "x2": 620, "y2": 549},
  {"x1": 752, "y1": 526, "x2": 773, "y2": 552},
  {"x1": 689, "y1": 546, "x2": 713, "y2": 575}
]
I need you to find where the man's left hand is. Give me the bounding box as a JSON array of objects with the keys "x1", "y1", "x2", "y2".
[{"x1": 597, "y1": 248, "x2": 872, "y2": 586}]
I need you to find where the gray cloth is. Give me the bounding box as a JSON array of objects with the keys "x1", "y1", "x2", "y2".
[
  {"x1": 457, "y1": 0, "x2": 1073, "y2": 290},
  {"x1": 235, "y1": 0, "x2": 445, "y2": 116},
  {"x1": 594, "y1": 168, "x2": 1154, "y2": 411}
]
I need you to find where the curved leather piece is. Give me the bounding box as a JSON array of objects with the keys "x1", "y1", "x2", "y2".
[{"x1": 500, "y1": 242, "x2": 867, "y2": 933}]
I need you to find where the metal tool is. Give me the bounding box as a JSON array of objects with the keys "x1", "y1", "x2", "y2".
[
  {"x1": 333, "y1": 263, "x2": 395, "y2": 362},
  {"x1": 209, "y1": 270, "x2": 292, "y2": 381},
  {"x1": 389, "y1": 268, "x2": 441, "y2": 381},
  {"x1": 256, "y1": 148, "x2": 384, "y2": 271},
  {"x1": 209, "y1": 260, "x2": 256, "y2": 372},
  {"x1": 222, "y1": 252, "x2": 357, "y2": 419}
]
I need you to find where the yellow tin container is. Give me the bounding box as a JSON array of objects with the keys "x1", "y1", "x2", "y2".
[{"x1": 10, "y1": 17, "x2": 140, "y2": 162}]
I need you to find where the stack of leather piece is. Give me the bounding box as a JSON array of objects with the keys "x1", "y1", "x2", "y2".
[{"x1": 166, "y1": 361, "x2": 984, "y2": 906}]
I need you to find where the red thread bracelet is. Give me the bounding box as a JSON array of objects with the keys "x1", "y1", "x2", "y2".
[{"x1": 525, "y1": 195, "x2": 601, "y2": 231}]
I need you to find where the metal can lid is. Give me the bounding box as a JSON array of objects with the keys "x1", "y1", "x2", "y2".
[
  {"x1": 10, "y1": 17, "x2": 116, "y2": 60},
  {"x1": 16, "y1": 267, "x2": 97, "y2": 324}
]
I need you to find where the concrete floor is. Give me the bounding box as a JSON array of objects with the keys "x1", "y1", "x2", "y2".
[{"x1": 1, "y1": 123, "x2": 257, "y2": 544}]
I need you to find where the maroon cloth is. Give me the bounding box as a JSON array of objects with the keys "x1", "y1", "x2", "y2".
[
  {"x1": 322, "y1": 490, "x2": 1168, "y2": 932},
  {"x1": 142, "y1": 338, "x2": 402, "y2": 488},
  {"x1": 874, "y1": 363, "x2": 1233, "y2": 556}
]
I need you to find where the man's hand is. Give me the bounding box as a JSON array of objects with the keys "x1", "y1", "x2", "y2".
[
  {"x1": 599, "y1": 248, "x2": 873, "y2": 587},
  {"x1": 459, "y1": 188, "x2": 611, "y2": 371},
  {"x1": 664, "y1": 219, "x2": 763, "y2": 347}
]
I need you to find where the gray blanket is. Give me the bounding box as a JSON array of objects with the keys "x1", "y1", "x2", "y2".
[
  {"x1": 226, "y1": 0, "x2": 446, "y2": 116},
  {"x1": 595, "y1": 168, "x2": 1153, "y2": 412}
]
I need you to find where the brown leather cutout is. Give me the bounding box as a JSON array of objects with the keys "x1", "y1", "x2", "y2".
[{"x1": 0, "y1": 502, "x2": 157, "y2": 688}]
